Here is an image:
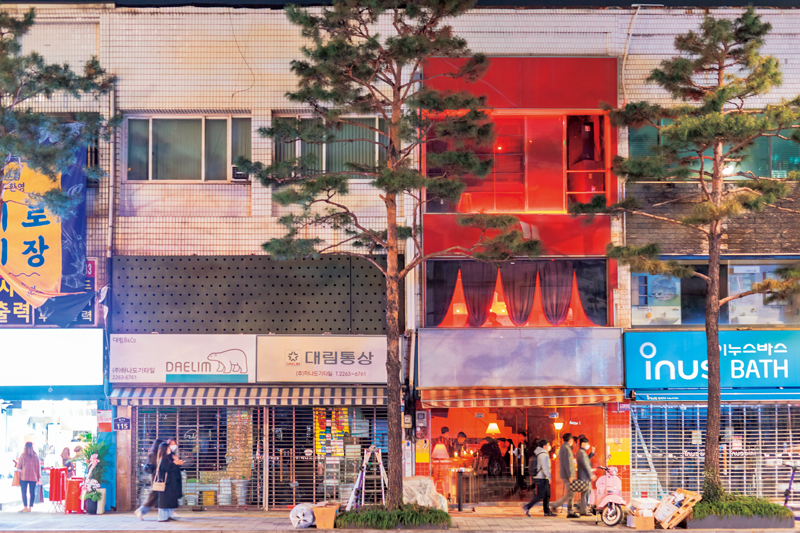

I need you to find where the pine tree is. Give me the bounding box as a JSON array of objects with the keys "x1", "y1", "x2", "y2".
[
  {"x1": 574, "y1": 7, "x2": 800, "y2": 499},
  {"x1": 239, "y1": 0, "x2": 540, "y2": 508},
  {"x1": 0, "y1": 7, "x2": 116, "y2": 217}
]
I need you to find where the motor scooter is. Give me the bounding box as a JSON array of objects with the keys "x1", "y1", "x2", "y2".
[{"x1": 590, "y1": 466, "x2": 626, "y2": 526}]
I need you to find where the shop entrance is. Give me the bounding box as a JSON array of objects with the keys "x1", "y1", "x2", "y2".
[
  {"x1": 427, "y1": 405, "x2": 606, "y2": 504},
  {"x1": 134, "y1": 407, "x2": 267, "y2": 509},
  {"x1": 0, "y1": 400, "x2": 98, "y2": 510},
  {"x1": 266, "y1": 406, "x2": 388, "y2": 509}
]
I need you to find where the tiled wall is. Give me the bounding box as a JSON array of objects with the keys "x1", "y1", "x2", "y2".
[
  {"x1": 13, "y1": 5, "x2": 800, "y2": 327},
  {"x1": 606, "y1": 403, "x2": 632, "y2": 501}
]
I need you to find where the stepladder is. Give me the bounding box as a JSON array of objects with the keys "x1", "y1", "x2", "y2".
[{"x1": 345, "y1": 445, "x2": 388, "y2": 511}]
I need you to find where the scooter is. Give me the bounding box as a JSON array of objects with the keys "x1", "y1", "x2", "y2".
[
  {"x1": 591, "y1": 466, "x2": 627, "y2": 527},
  {"x1": 784, "y1": 463, "x2": 800, "y2": 521}
]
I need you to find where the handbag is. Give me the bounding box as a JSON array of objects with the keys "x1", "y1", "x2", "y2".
[
  {"x1": 569, "y1": 479, "x2": 590, "y2": 493},
  {"x1": 11, "y1": 471, "x2": 19, "y2": 487},
  {"x1": 151, "y1": 459, "x2": 167, "y2": 492}
]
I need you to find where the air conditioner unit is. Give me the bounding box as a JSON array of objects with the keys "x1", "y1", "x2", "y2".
[{"x1": 231, "y1": 165, "x2": 249, "y2": 182}]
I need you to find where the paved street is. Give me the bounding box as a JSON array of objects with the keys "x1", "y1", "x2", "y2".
[{"x1": 0, "y1": 508, "x2": 797, "y2": 532}]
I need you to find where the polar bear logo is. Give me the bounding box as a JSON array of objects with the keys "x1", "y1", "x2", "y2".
[{"x1": 207, "y1": 349, "x2": 248, "y2": 374}]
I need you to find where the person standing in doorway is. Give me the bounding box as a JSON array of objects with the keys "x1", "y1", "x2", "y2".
[
  {"x1": 576, "y1": 436, "x2": 596, "y2": 516},
  {"x1": 16, "y1": 442, "x2": 40, "y2": 513},
  {"x1": 156, "y1": 442, "x2": 183, "y2": 522},
  {"x1": 549, "y1": 433, "x2": 579, "y2": 518},
  {"x1": 522, "y1": 439, "x2": 555, "y2": 517},
  {"x1": 135, "y1": 438, "x2": 163, "y2": 520}
]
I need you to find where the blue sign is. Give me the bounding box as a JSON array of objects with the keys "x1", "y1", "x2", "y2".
[
  {"x1": 113, "y1": 417, "x2": 131, "y2": 431},
  {"x1": 625, "y1": 331, "x2": 800, "y2": 390}
]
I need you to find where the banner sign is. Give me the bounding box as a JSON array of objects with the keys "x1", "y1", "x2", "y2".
[
  {"x1": 1, "y1": 258, "x2": 95, "y2": 326},
  {"x1": 0, "y1": 145, "x2": 92, "y2": 326},
  {"x1": 625, "y1": 331, "x2": 800, "y2": 390},
  {"x1": 110, "y1": 334, "x2": 257, "y2": 383},
  {"x1": 256, "y1": 335, "x2": 387, "y2": 383}
]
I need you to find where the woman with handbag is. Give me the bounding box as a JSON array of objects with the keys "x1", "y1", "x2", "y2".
[
  {"x1": 16, "y1": 442, "x2": 40, "y2": 513},
  {"x1": 134, "y1": 438, "x2": 163, "y2": 520},
  {"x1": 155, "y1": 441, "x2": 183, "y2": 522}
]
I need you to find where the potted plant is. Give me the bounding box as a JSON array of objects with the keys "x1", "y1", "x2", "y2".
[
  {"x1": 81, "y1": 479, "x2": 102, "y2": 515},
  {"x1": 76, "y1": 435, "x2": 112, "y2": 514}
]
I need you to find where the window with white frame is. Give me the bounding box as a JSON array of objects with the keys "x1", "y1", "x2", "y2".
[
  {"x1": 273, "y1": 116, "x2": 386, "y2": 176},
  {"x1": 125, "y1": 116, "x2": 252, "y2": 182}
]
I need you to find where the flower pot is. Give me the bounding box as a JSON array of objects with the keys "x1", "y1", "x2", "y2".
[
  {"x1": 85, "y1": 498, "x2": 98, "y2": 515},
  {"x1": 97, "y1": 488, "x2": 106, "y2": 515}
]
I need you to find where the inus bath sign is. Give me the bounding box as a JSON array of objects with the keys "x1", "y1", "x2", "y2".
[
  {"x1": 625, "y1": 331, "x2": 800, "y2": 389},
  {"x1": 110, "y1": 334, "x2": 256, "y2": 383}
]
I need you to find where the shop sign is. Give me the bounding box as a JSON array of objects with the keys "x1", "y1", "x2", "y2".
[
  {"x1": 109, "y1": 334, "x2": 256, "y2": 383},
  {"x1": 256, "y1": 335, "x2": 387, "y2": 383},
  {"x1": 625, "y1": 331, "x2": 800, "y2": 389},
  {"x1": 113, "y1": 417, "x2": 131, "y2": 431},
  {"x1": 97, "y1": 409, "x2": 112, "y2": 432},
  {"x1": 0, "y1": 328, "x2": 103, "y2": 386}
]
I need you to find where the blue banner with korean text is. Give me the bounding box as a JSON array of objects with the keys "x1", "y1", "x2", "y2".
[{"x1": 625, "y1": 330, "x2": 800, "y2": 390}]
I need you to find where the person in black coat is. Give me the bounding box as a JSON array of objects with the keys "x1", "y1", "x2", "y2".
[{"x1": 156, "y1": 442, "x2": 183, "y2": 522}]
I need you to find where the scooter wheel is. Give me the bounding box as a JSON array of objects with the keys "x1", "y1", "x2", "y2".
[{"x1": 601, "y1": 503, "x2": 624, "y2": 527}]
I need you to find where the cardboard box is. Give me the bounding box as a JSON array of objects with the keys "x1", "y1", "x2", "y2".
[
  {"x1": 630, "y1": 497, "x2": 661, "y2": 511},
  {"x1": 627, "y1": 515, "x2": 655, "y2": 530}
]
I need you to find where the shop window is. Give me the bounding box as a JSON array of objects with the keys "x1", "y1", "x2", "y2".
[
  {"x1": 125, "y1": 116, "x2": 252, "y2": 182},
  {"x1": 274, "y1": 116, "x2": 387, "y2": 177},
  {"x1": 426, "y1": 114, "x2": 610, "y2": 214},
  {"x1": 426, "y1": 406, "x2": 605, "y2": 503},
  {"x1": 424, "y1": 259, "x2": 607, "y2": 328},
  {"x1": 631, "y1": 263, "x2": 800, "y2": 327},
  {"x1": 629, "y1": 121, "x2": 798, "y2": 179}
]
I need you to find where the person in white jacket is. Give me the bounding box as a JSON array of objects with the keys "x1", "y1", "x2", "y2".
[{"x1": 522, "y1": 439, "x2": 555, "y2": 517}]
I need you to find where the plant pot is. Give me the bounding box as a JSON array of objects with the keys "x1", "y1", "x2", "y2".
[
  {"x1": 97, "y1": 488, "x2": 106, "y2": 515},
  {"x1": 85, "y1": 498, "x2": 98, "y2": 515}
]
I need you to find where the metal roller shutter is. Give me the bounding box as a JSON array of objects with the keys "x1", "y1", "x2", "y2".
[{"x1": 631, "y1": 403, "x2": 800, "y2": 502}]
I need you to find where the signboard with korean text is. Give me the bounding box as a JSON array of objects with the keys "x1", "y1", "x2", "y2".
[
  {"x1": 625, "y1": 330, "x2": 800, "y2": 390},
  {"x1": 110, "y1": 334, "x2": 256, "y2": 383},
  {"x1": 256, "y1": 335, "x2": 387, "y2": 383},
  {"x1": 113, "y1": 417, "x2": 131, "y2": 431}
]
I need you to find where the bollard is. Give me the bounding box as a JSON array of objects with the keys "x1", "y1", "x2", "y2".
[{"x1": 457, "y1": 469, "x2": 464, "y2": 512}]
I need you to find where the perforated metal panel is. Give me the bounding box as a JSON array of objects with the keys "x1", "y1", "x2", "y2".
[{"x1": 111, "y1": 256, "x2": 389, "y2": 334}]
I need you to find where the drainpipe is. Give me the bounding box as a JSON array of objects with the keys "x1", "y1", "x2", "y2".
[
  {"x1": 104, "y1": 87, "x2": 116, "y2": 404},
  {"x1": 622, "y1": 5, "x2": 663, "y2": 106}
]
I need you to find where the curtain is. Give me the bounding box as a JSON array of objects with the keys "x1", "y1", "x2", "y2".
[
  {"x1": 538, "y1": 260, "x2": 573, "y2": 326},
  {"x1": 425, "y1": 261, "x2": 461, "y2": 327},
  {"x1": 575, "y1": 260, "x2": 607, "y2": 326},
  {"x1": 127, "y1": 119, "x2": 149, "y2": 181},
  {"x1": 232, "y1": 117, "x2": 252, "y2": 160},
  {"x1": 205, "y1": 119, "x2": 228, "y2": 181},
  {"x1": 499, "y1": 262, "x2": 537, "y2": 326},
  {"x1": 152, "y1": 119, "x2": 202, "y2": 181},
  {"x1": 460, "y1": 261, "x2": 498, "y2": 327},
  {"x1": 326, "y1": 118, "x2": 376, "y2": 174}
]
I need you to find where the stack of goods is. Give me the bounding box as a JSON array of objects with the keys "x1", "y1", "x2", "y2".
[
  {"x1": 626, "y1": 497, "x2": 659, "y2": 529},
  {"x1": 653, "y1": 489, "x2": 702, "y2": 530},
  {"x1": 314, "y1": 407, "x2": 349, "y2": 456}
]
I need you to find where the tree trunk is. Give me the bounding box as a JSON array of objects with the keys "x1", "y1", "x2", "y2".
[
  {"x1": 703, "y1": 143, "x2": 724, "y2": 501},
  {"x1": 384, "y1": 192, "x2": 403, "y2": 510}
]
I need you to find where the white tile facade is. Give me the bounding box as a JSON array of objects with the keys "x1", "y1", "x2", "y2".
[{"x1": 12, "y1": 4, "x2": 800, "y2": 328}]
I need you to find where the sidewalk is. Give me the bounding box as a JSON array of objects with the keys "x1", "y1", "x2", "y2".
[{"x1": 0, "y1": 508, "x2": 796, "y2": 532}]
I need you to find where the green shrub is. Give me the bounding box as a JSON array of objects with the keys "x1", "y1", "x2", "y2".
[
  {"x1": 334, "y1": 504, "x2": 452, "y2": 529},
  {"x1": 693, "y1": 494, "x2": 793, "y2": 521}
]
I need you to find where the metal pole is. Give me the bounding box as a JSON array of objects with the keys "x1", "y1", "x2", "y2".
[{"x1": 457, "y1": 470, "x2": 464, "y2": 512}]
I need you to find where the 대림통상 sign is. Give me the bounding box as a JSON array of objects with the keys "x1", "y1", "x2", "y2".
[
  {"x1": 110, "y1": 334, "x2": 256, "y2": 383},
  {"x1": 256, "y1": 335, "x2": 387, "y2": 383},
  {"x1": 625, "y1": 330, "x2": 800, "y2": 389}
]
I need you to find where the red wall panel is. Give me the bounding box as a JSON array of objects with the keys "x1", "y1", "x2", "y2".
[
  {"x1": 422, "y1": 213, "x2": 611, "y2": 256},
  {"x1": 424, "y1": 57, "x2": 618, "y2": 109}
]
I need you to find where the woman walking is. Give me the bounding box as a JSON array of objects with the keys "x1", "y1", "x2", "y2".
[
  {"x1": 16, "y1": 442, "x2": 40, "y2": 512},
  {"x1": 134, "y1": 438, "x2": 163, "y2": 520},
  {"x1": 156, "y1": 441, "x2": 183, "y2": 522}
]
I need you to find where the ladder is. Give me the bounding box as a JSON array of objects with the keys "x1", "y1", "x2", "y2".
[{"x1": 345, "y1": 445, "x2": 388, "y2": 511}]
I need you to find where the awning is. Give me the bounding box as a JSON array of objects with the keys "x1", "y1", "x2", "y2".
[
  {"x1": 630, "y1": 388, "x2": 800, "y2": 402},
  {"x1": 420, "y1": 387, "x2": 624, "y2": 408},
  {"x1": 110, "y1": 386, "x2": 387, "y2": 407}
]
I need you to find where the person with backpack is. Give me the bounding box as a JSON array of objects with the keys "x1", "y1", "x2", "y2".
[{"x1": 522, "y1": 439, "x2": 555, "y2": 517}]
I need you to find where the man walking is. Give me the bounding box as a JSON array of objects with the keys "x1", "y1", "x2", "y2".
[
  {"x1": 576, "y1": 436, "x2": 596, "y2": 516},
  {"x1": 522, "y1": 439, "x2": 555, "y2": 517},
  {"x1": 549, "y1": 433, "x2": 579, "y2": 518}
]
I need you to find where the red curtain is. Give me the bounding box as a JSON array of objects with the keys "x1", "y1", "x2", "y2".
[
  {"x1": 538, "y1": 260, "x2": 573, "y2": 325},
  {"x1": 499, "y1": 262, "x2": 538, "y2": 326},
  {"x1": 460, "y1": 261, "x2": 498, "y2": 327}
]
